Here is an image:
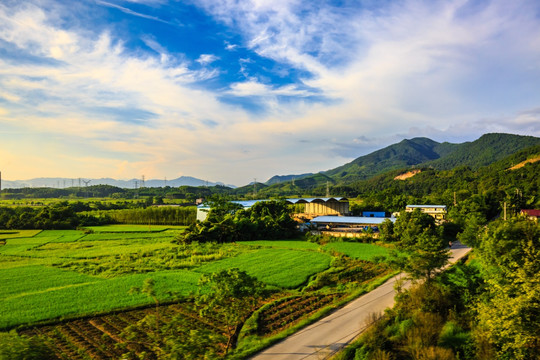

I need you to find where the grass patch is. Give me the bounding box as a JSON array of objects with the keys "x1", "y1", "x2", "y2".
[
  {"x1": 323, "y1": 242, "x2": 390, "y2": 260},
  {"x1": 84, "y1": 224, "x2": 187, "y2": 233},
  {"x1": 195, "y1": 249, "x2": 331, "y2": 288},
  {"x1": 0, "y1": 230, "x2": 41, "y2": 240},
  {"x1": 238, "y1": 240, "x2": 320, "y2": 250},
  {"x1": 0, "y1": 269, "x2": 201, "y2": 330}
]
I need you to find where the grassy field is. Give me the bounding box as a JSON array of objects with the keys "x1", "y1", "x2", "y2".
[
  {"x1": 196, "y1": 248, "x2": 331, "y2": 288},
  {"x1": 323, "y1": 241, "x2": 391, "y2": 260},
  {"x1": 0, "y1": 229, "x2": 392, "y2": 331},
  {"x1": 84, "y1": 224, "x2": 188, "y2": 232}
]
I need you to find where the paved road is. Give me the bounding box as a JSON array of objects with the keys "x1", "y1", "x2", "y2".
[{"x1": 250, "y1": 242, "x2": 471, "y2": 360}]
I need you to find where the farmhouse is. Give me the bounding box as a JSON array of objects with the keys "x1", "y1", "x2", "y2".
[
  {"x1": 196, "y1": 197, "x2": 350, "y2": 222},
  {"x1": 405, "y1": 204, "x2": 447, "y2": 223},
  {"x1": 520, "y1": 209, "x2": 540, "y2": 221}
]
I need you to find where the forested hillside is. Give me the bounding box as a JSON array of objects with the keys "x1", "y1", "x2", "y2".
[{"x1": 254, "y1": 133, "x2": 540, "y2": 193}]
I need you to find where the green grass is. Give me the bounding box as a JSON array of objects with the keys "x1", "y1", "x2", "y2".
[
  {"x1": 0, "y1": 230, "x2": 41, "y2": 240},
  {"x1": 0, "y1": 269, "x2": 201, "y2": 330},
  {"x1": 84, "y1": 224, "x2": 187, "y2": 233},
  {"x1": 0, "y1": 265, "x2": 99, "y2": 300},
  {"x1": 238, "y1": 240, "x2": 321, "y2": 250},
  {"x1": 195, "y1": 248, "x2": 331, "y2": 288},
  {"x1": 322, "y1": 242, "x2": 390, "y2": 260},
  {"x1": 25, "y1": 239, "x2": 176, "y2": 259},
  {"x1": 80, "y1": 232, "x2": 175, "y2": 241}
]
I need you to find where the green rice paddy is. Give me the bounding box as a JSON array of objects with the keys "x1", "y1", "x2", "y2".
[
  {"x1": 323, "y1": 241, "x2": 391, "y2": 260},
  {"x1": 0, "y1": 228, "x2": 390, "y2": 330}
]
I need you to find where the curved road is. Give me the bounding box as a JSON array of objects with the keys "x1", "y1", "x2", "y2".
[{"x1": 250, "y1": 242, "x2": 471, "y2": 360}]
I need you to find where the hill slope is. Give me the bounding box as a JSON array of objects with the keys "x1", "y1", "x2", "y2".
[
  {"x1": 262, "y1": 133, "x2": 540, "y2": 192},
  {"x1": 424, "y1": 133, "x2": 540, "y2": 170},
  {"x1": 324, "y1": 137, "x2": 457, "y2": 183}
]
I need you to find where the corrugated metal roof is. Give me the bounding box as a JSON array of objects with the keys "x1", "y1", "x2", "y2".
[
  {"x1": 286, "y1": 197, "x2": 348, "y2": 204},
  {"x1": 311, "y1": 216, "x2": 396, "y2": 225},
  {"x1": 197, "y1": 200, "x2": 264, "y2": 209},
  {"x1": 198, "y1": 197, "x2": 349, "y2": 208},
  {"x1": 406, "y1": 205, "x2": 447, "y2": 209}
]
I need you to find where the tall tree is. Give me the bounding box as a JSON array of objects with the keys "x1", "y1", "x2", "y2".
[
  {"x1": 475, "y1": 218, "x2": 540, "y2": 359},
  {"x1": 197, "y1": 268, "x2": 266, "y2": 354}
]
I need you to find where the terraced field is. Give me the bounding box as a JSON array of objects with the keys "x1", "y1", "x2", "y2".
[{"x1": 1, "y1": 228, "x2": 393, "y2": 358}]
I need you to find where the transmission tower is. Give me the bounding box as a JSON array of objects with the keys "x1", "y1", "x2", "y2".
[
  {"x1": 82, "y1": 179, "x2": 91, "y2": 198},
  {"x1": 326, "y1": 181, "x2": 330, "y2": 197}
]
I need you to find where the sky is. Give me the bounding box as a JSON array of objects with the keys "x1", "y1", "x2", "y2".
[{"x1": 1, "y1": 0, "x2": 540, "y2": 186}]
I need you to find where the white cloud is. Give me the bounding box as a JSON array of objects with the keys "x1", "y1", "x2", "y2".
[
  {"x1": 196, "y1": 54, "x2": 219, "y2": 65},
  {"x1": 1, "y1": 0, "x2": 540, "y2": 185}
]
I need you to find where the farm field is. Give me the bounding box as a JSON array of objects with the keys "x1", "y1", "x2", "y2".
[
  {"x1": 323, "y1": 241, "x2": 391, "y2": 260},
  {"x1": 1, "y1": 229, "x2": 394, "y2": 358}
]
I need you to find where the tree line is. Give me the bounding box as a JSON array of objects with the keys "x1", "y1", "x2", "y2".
[{"x1": 0, "y1": 202, "x2": 111, "y2": 229}]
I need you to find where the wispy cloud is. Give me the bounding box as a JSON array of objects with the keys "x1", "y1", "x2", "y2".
[
  {"x1": 1, "y1": 0, "x2": 540, "y2": 184},
  {"x1": 196, "y1": 54, "x2": 219, "y2": 65},
  {"x1": 96, "y1": 1, "x2": 172, "y2": 25}
]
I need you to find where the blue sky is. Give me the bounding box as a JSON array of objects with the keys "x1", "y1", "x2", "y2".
[{"x1": 1, "y1": 0, "x2": 540, "y2": 186}]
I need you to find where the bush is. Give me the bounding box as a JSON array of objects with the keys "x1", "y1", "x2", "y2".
[{"x1": 0, "y1": 331, "x2": 53, "y2": 360}]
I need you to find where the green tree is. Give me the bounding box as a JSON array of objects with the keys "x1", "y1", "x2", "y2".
[
  {"x1": 0, "y1": 331, "x2": 53, "y2": 360},
  {"x1": 393, "y1": 209, "x2": 436, "y2": 249},
  {"x1": 379, "y1": 218, "x2": 396, "y2": 242},
  {"x1": 197, "y1": 268, "x2": 266, "y2": 354},
  {"x1": 403, "y1": 230, "x2": 450, "y2": 281},
  {"x1": 475, "y1": 218, "x2": 540, "y2": 359}
]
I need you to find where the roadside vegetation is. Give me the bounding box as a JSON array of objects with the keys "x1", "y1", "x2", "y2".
[{"x1": 334, "y1": 216, "x2": 539, "y2": 360}]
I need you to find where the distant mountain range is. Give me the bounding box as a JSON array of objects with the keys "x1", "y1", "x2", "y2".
[
  {"x1": 1, "y1": 176, "x2": 234, "y2": 189},
  {"x1": 242, "y1": 133, "x2": 540, "y2": 194},
  {"x1": 323, "y1": 133, "x2": 540, "y2": 183},
  {"x1": 3, "y1": 133, "x2": 539, "y2": 191}
]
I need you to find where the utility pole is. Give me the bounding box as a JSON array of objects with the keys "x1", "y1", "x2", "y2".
[
  {"x1": 504, "y1": 202, "x2": 507, "y2": 221},
  {"x1": 326, "y1": 181, "x2": 330, "y2": 197},
  {"x1": 453, "y1": 191, "x2": 457, "y2": 206}
]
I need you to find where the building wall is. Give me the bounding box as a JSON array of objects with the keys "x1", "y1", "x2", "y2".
[
  {"x1": 405, "y1": 205, "x2": 447, "y2": 222},
  {"x1": 304, "y1": 201, "x2": 349, "y2": 216},
  {"x1": 196, "y1": 207, "x2": 210, "y2": 222}
]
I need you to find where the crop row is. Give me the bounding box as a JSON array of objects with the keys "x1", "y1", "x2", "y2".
[
  {"x1": 257, "y1": 293, "x2": 344, "y2": 335},
  {"x1": 19, "y1": 301, "x2": 229, "y2": 359}
]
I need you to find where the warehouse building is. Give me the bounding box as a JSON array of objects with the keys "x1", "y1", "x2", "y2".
[{"x1": 196, "y1": 197, "x2": 350, "y2": 222}]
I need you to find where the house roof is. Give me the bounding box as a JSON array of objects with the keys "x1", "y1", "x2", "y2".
[
  {"x1": 406, "y1": 205, "x2": 447, "y2": 209},
  {"x1": 521, "y1": 209, "x2": 540, "y2": 217},
  {"x1": 310, "y1": 216, "x2": 396, "y2": 225}
]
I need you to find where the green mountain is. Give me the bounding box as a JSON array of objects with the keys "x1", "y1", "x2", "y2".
[
  {"x1": 265, "y1": 173, "x2": 313, "y2": 185},
  {"x1": 324, "y1": 137, "x2": 457, "y2": 183},
  {"x1": 260, "y1": 133, "x2": 540, "y2": 193},
  {"x1": 424, "y1": 133, "x2": 540, "y2": 170}
]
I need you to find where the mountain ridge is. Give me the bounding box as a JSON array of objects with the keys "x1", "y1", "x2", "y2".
[
  {"x1": 251, "y1": 133, "x2": 540, "y2": 193},
  {"x1": 1, "y1": 176, "x2": 235, "y2": 189}
]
